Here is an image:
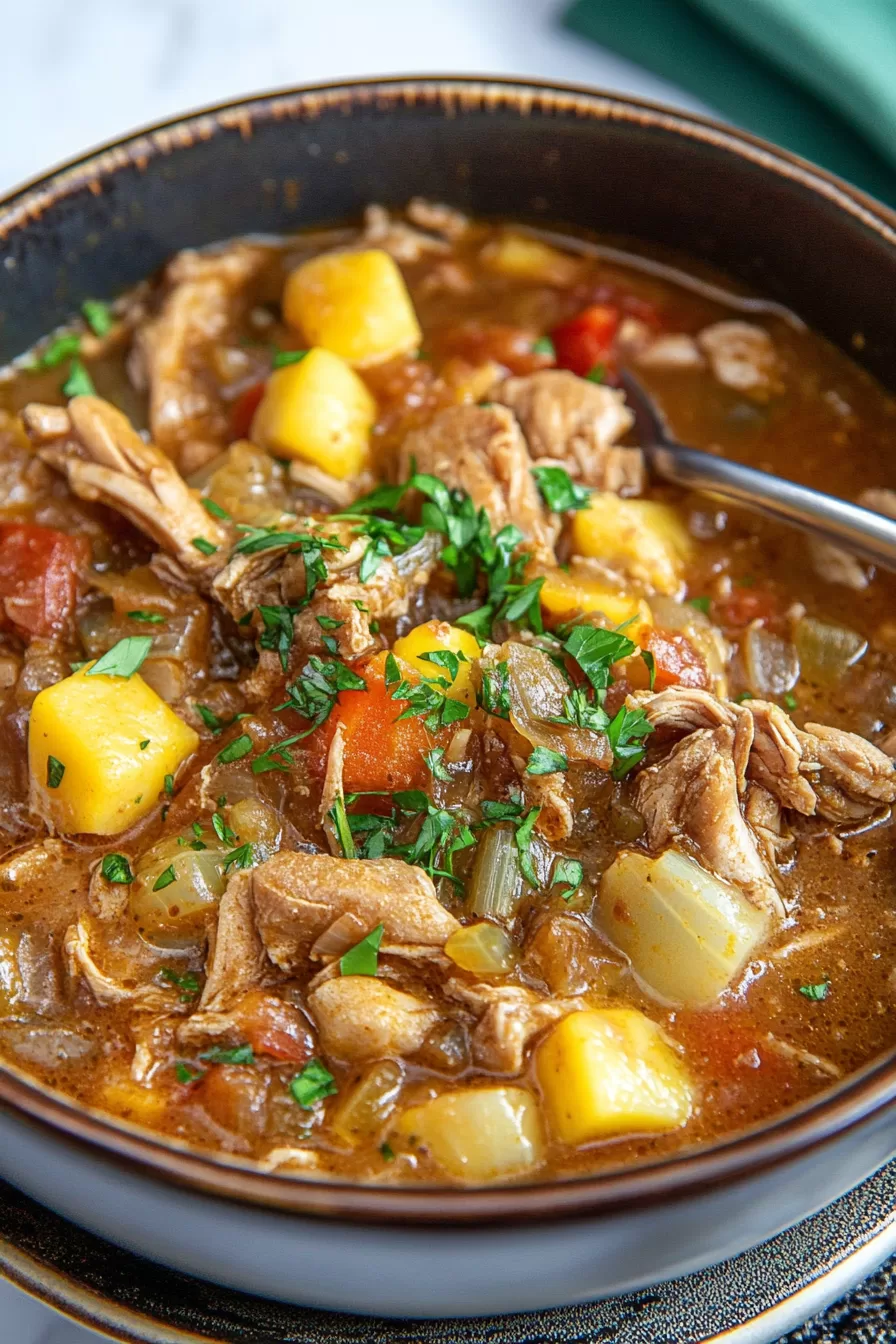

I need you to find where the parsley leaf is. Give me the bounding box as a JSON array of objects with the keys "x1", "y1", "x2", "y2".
[
  {"x1": 164, "y1": 774, "x2": 175, "y2": 797},
  {"x1": 607, "y1": 705, "x2": 654, "y2": 778},
  {"x1": 251, "y1": 733, "x2": 305, "y2": 775},
  {"x1": 223, "y1": 842, "x2": 256, "y2": 873},
  {"x1": 272, "y1": 348, "x2": 309, "y2": 368},
  {"x1": 217, "y1": 734, "x2": 253, "y2": 764},
  {"x1": 784, "y1": 692, "x2": 798, "y2": 711},
  {"x1": 563, "y1": 624, "x2": 636, "y2": 692},
  {"x1": 340, "y1": 923, "x2": 385, "y2": 976},
  {"x1": 526, "y1": 746, "x2": 568, "y2": 775},
  {"x1": 82, "y1": 299, "x2": 113, "y2": 337},
  {"x1": 86, "y1": 636, "x2": 152, "y2": 679},
  {"x1": 290, "y1": 1058, "x2": 338, "y2": 1108},
  {"x1": 62, "y1": 359, "x2": 96, "y2": 398},
  {"x1": 532, "y1": 465, "x2": 590, "y2": 513},
  {"x1": 211, "y1": 811, "x2": 237, "y2": 846},
  {"x1": 551, "y1": 684, "x2": 609, "y2": 733},
  {"x1": 195, "y1": 703, "x2": 223, "y2": 734},
  {"x1": 585, "y1": 363, "x2": 605, "y2": 383},
  {"x1": 257, "y1": 603, "x2": 302, "y2": 672},
  {"x1": 514, "y1": 807, "x2": 541, "y2": 886},
  {"x1": 201, "y1": 496, "x2": 231, "y2": 521},
  {"x1": 799, "y1": 980, "x2": 830, "y2": 1001},
  {"x1": 191, "y1": 536, "x2": 218, "y2": 556},
  {"x1": 159, "y1": 968, "x2": 200, "y2": 1000},
  {"x1": 688, "y1": 596, "x2": 711, "y2": 615},
  {"x1": 101, "y1": 853, "x2": 133, "y2": 884},
  {"x1": 175, "y1": 1062, "x2": 205, "y2": 1085},
  {"x1": 531, "y1": 335, "x2": 555, "y2": 357},
  {"x1": 36, "y1": 333, "x2": 81, "y2": 368},
  {"x1": 153, "y1": 865, "x2": 177, "y2": 891},
  {"x1": 198, "y1": 1044, "x2": 255, "y2": 1065},
  {"x1": 46, "y1": 756, "x2": 65, "y2": 789},
  {"x1": 329, "y1": 795, "x2": 356, "y2": 859},
  {"x1": 127, "y1": 610, "x2": 165, "y2": 624},
  {"x1": 424, "y1": 746, "x2": 452, "y2": 781},
  {"x1": 480, "y1": 659, "x2": 511, "y2": 718},
  {"x1": 273, "y1": 656, "x2": 366, "y2": 744},
  {"x1": 553, "y1": 857, "x2": 584, "y2": 901}
]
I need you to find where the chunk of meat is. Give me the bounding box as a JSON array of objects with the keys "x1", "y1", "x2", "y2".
[
  {"x1": 494, "y1": 370, "x2": 642, "y2": 493},
  {"x1": 358, "y1": 203, "x2": 452, "y2": 263},
  {"x1": 134, "y1": 241, "x2": 270, "y2": 471},
  {"x1": 635, "y1": 333, "x2": 705, "y2": 370},
  {"x1": 0, "y1": 523, "x2": 89, "y2": 640},
  {"x1": 635, "y1": 686, "x2": 896, "y2": 822},
  {"x1": 64, "y1": 919, "x2": 173, "y2": 1010},
  {"x1": 406, "y1": 198, "x2": 469, "y2": 241},
  {"x1": 444, "y1": 979, "x2": 583, "y2": 1073},
  {"x1": 308, "y1": 976, "x2": 441, "y2": 1062},
  {"x1": 399, "y1": 404, "x2": 557, "y2": 564},
  {"x1": 198, "y1": 872, "x2": 267, "y2": 1015},
  {"x1": 697, "y1": 321, "x2": 780, "y2": 400},
  {"x1": 23, "y1": 397, "x2": 228, "y2": 580},
  {"x1": 252, "y1": 851, "x2": 460, "y2": 971},
  {"x1": 744, "y1": 783, "x2": 792, "y2": 868},
  {"x1": 635, "y1": 725, "x2": 785, "y2": 917}
]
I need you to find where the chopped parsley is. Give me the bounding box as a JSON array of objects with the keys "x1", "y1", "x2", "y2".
[
  {"x1": 164, "y1": 774, "x2": 175, "y2": 797},
  {"x1": 784, "y1": 692, "x2": 798, "y2": 711},
  {"x1": 175, "y1": 1062, "x2": 205, "y2": 1085},
  {"x1": 380, "y1": 1141, "x2": 396, "y2": 1162},
  {"x1": 329, "y1": 795, "x2": 356, "y2": 860},
  {"x1": 735, "y1": 691, "x2": 755, "y2": 704},
  {"x1": 272, "y1": 655, "x2": 366, "y2": 745},
  {"x1": 688, "y1": 596, "x2": 711, "y2": 615},
  {"x1": 159, "y1": 967, "x2": 200, "y2": 1000},
  {"x1": 62, "y1": 359, "x2": 96, "y2": 398},
  {"x1": 290, "y1": 1058, "x2": 338, "y2": 1108},
  {"x1": 86, "y1": 635, "x2": 152, "y2": 679},
  {"x1": 191, "y1": 536, "x2": 218, "y2": 556},
  {"x1": 153, "y1": 865, "x2": 177, "y2": 891},
  {"x1": 201, "y1": 496, "x2": 231, "y2": 521},
  {"x1": 585, "y1": 363, "x2": 605, "y2": 383},
  {"x1": 340, "y1": 923, "x2": 385, "y2": 977},
  {"x1": 384, "y1": 653, "x2": 470, "y2": 734},
  {"x1": 198, "y1": 1043, "x2": 255, "y2": 1065},
  {"x1": 531, "y1": 465, "x2": 591, "y2": 513},
  {"x1": 514, "y1": 806, "x2": 541, "y2": 886},
  {"x1": 257, "y1": 603, "x2": 303, "y2": 672},
  {"x1": 217, "y1": 733, "x2": 253, "y2": 764},
  {"x1": 423, "y1": 746, "x2": 452, "y2": 781},
  {"x1": 139, "y1": 739, "x2": 150, "y2": 751},
  {"x1": 553, "y1": 857, "x2": 584, "y2": 901},
  {"x1": 127, "y1": 610, "x2": 165, "y2": 624},
  {"x1": 223, "y1": 842, "x2": 256, "y2": 873},
  {"x1": 35, "y1": 333, "x2": 81, "y2": 369},
  {"x1": 563, "y1": 624, "x2": 637, "y2": 692},
  {"x1": 195, "y1": 703, "x2": 223, "y2": 734},
  {"x1": 81, "y1": 299, "x2": 113, "y2": 337},
  {"x1": 526, "y1": 746, "x2": 568, "y2": 775},
  {"x1": 799, "y1": 980, "x2": 830, "y2": 1001},
  {"x1": 46, "y1": 756, "x2": 65, "y2": 789},
  {"x1": 211, "y1": 811, "x2": 236, "y2": 846},
  {"x1": 480, "y1": 660, "x2": 510, "y2": 719},
  {"x1": 101, "y1": 853, "x2": 133, "y2": 884},
  {"x1": 607, "y1": 705, "x2": 654, "y2": 778},
  {"x1": 531, "y1": 335, "x2": 555, "y2": 357},
  {"x1": 272, "y1": 347, "x2": 309, "y2": 368},
  {"x1": 251, "y1": 734, "x2": 305, "y2": 776}
]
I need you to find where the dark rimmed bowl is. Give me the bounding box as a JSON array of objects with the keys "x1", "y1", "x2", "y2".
[{"x1": 1, "y1": 75, "x2": 896, "y2": 1318}]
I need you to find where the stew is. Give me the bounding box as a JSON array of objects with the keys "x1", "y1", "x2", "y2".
[{"x1": 0, "y1": 200, "x2": 895, "y2": 1186}]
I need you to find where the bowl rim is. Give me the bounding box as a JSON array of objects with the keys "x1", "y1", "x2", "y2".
[{"x1": 1, "y1": 72, "x2": 896, "y2": 1225}]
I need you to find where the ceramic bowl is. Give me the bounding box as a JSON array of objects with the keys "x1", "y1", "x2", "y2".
[{"x1": 1, "y1": 75, "x2": 896, "y2": 1319}]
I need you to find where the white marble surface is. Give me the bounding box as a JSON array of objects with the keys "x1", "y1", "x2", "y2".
[{"x1": 0, "y1": 2, "x2": 703, "y2": 1339}]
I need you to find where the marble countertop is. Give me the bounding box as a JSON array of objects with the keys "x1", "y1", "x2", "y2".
[{"x1": 0, "y1": 2, "x2": 705, "y2": 1339}]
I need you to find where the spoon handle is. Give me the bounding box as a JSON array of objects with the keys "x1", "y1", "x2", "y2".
[{"x1": 649, "y1": 443, "x2": 896, "y2": 573}]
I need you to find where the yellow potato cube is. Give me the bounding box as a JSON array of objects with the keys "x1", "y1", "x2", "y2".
[
  {"x1": 480, "y1": 233, "x2": 581, "y2": 287},
  {"x1": 536, "y1": 1008, "x2": 693, "y2": 1145},
  {"x1": 571, "y1": 495, "x2": 693, "y2": 595},
  {"x1": 102, "y1": 1078, "x2": 169, "y2": 1127},
  {"x1": 391, "y1": 621, "x2": 480, "y2": 705},
  {"x1": 396, "y1": 1086, "x2": 544, "y2": 1182},
  {"x1": 283, "y1": 248, "x2": 422, "y2": 368},
  {"x1": 539, "y1": 566, "x2": 652, "y2": 637},
  {"x1": 29, "y1": 665, "x2": 198, "y2": 835},
  {"x1": 251, "y1": 348, "x2": 376, "y2": 479}
]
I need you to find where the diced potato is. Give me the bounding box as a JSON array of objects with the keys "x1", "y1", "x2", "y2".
[
  {"x1": 536, "y1": 1008, "x2": 693, "y2": 1145},
  {"x1": 396, "y1": 1086, "x2": 544, "y2": 1182},
  {"x1": 571, "y1": 494, "x2": 693, "y2": 595},
  {"x1": 391, "y1": 621, "x2": 479, "y2": 705},
  {"x1": 28, "y1": 665, "x2": 198, "y2": 835},
  {"x1": 102, "y1": 1078, "x2": 169, "y2": 1127},
  {"x1": 598, "y1": 848, "x2": 769, "y2": 1007},
  {"x1": 251, "y1": 348, "x2": 376, "y2": 480},
  {"x1": 445, "y1": 921, "x2": 517, "y2": 974},
  {"x1": 480, "y1": 233, "x2": 581, "y2": 287},
  {"x1": 283, "y1": 249, "x2": 422, "y2": 368},
  {"x1": 540, "y1": 566, "x2": 652, "y2": 636}
]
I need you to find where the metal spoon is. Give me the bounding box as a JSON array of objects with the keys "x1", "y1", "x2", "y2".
[{"x1": 619, "y1": 369, "x2": 896, "y2": 573}]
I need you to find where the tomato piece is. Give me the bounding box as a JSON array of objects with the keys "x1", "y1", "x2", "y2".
[
  {"x1": 716, "y1": 586, "x2": 780, "y2": 630},
  {"x1": 332, "y1": 651, "x2": 446, "y2": 794},
  {"x1": 0, "y1": 523, "x2": 88, "y2": 639},
  {"x1": 640, "y1": 629, "x2": 710, "y2": 691},
  {"x1": 229, "y1": 381, "x2": 266, "y2": 440},
  {"x1": 236, "y1": 991, "x2": 314, "y2": 1064},
  {"x1": 551, "y1": 304, "x2": 620, "y2": 378}
]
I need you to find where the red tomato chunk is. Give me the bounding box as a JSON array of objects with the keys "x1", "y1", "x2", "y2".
[{"x1": 0, "y1": 523, "x2": 89, "y2": 639}]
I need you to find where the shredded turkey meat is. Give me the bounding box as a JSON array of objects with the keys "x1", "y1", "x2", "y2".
[
  {"x1": 399, "y1": 403, "x2": 557, "y2": 565},
  {"x1": 494, "y1": 370, "x2": 643, "y2": 493}
]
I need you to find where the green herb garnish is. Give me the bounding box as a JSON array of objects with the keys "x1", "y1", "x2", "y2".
[
  {"x1": 526, "y1": 746, "x2": 568, "y2": 775},
  {"x1": 290, "y1": 1059, "x2": 338, "y2": 1109},
  {"x1": 191, "y1": 536, "x2": 218, "y2": 556},
  {"x1": 86, "y1": 635, "x2": 152, "y2": 679},
  {"x1": 532, "y1": 465, "x2": 590, "y2": 513},
  {"x1": 46, "y1": 756, "x2": 65, "y2": 789},
  {"x1": 217, "y1": 734, "x2": 253, "y2": 764},
  {"x1": 82, "y1": 299, "x2": 113, "y2": 337},
  {"x1": 159, "y1": 967, "x2": 200, "y2": 999},
  {"x1": 340, "y1": 923, "x2": 385, "y2": 977},
  {"x1": 62, "y1": 359, "x2": 96, "y2": 397},
  {"x1": 201, "y1": 497, "x2": 231, "y2": 521},
  {"x1": 101, "y1": 853, "x2": 133, "y2": 884},
  {"x1": 272, "y1": 348, "x2": 309, "y2": 368},
  {"x1": 799, "y1": 980, "x2": 830, "y2": 1001},
  {"x1": 198, "y1": 1044, "x2": 255, "y2": 1065},
  {"x1": 127, "y1": 610, "x2": 165, "y2": 624},
  {"x1": 553, "y1": 857, "x2": 584, "y2": 901},
  {"x1": 531, "y1": 336, "x2": 555, "y2": 357},
  {"x1": 153, "y1": 865, "x2": 177, "y2": 891}
]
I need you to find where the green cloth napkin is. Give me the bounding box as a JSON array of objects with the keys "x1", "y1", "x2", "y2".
[{"x1": 564, "y1": 0, "x2": 896, "y2": 206}]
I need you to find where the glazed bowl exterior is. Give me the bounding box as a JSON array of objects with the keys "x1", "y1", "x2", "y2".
[{"x1": 1, "y1": 76, "x2": 896, "y2": 1318}]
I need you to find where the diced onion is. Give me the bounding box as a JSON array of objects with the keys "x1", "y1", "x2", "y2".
[
  {"x1": 794, "y1": 616, "x2": 867, "y2": 686},
  {"x1": 129, "y1": 834, "x2": 228, "y2": 949},
  {"x1": 310, "y1": 911, "x2": 366, "y2": 961},
  {"x1": 395, "y1": 1086, "x2": 544, "y2": 1182},
  {"x1": 467, "y1": 825, "x2": 524, "y2": 921},
  {"x1": 500, "y1": 642, "x2": 612, "y2": 768},
  {"x1": 331, "y1": 1060, "x2": 404, "y2": 1146},
  {"x1": 445, "y1": 922, "x2": 517, "y2": 975},
  {"x1": 742, "y1": 625, "x2": 800, "y2": 696}
]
